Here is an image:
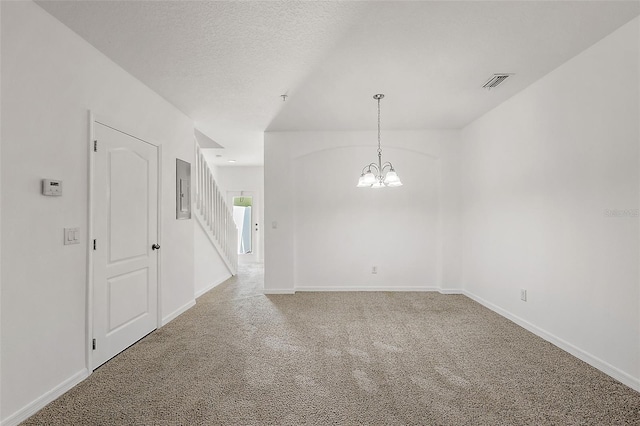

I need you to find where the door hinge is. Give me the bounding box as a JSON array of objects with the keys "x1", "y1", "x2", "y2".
[
  {"x1": 92, "y1": 338, "x2": 96, "y2": 350},
  {"x1": 93, "y1": 140, "x2": 98, "y2": 152},
  {"x1": 93, "y1": 239, "x2": 97, "y2": 250}
]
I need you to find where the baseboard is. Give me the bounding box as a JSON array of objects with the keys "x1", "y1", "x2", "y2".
[
  {"x1": 295, "y1": 285, "x2": 442, "y2": 292},
  {"x1": 463, "y1": 290, "x2": 640, "y2": 392},
  {"x1": 438, "y1": 288, "x2": 464, "y2": 295},
  {"x1": 264, "y1": 286, "x2": 464, "y2": 294},
  {"x1": 1, "y1": 369, "x2": 89, "y2": 426},
  {"x1": 195, "y1": 274, "x2": 231, "y2": 299},
  {"x1": 161, "y1": 299, "x2": 196, "y2": 326},
  {"x1": 262, "y1": 288, "x2": 296, "y2": 294}
]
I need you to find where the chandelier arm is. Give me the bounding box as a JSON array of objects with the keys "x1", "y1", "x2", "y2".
[
  {"x1": 381, "y1": 162, "x2": 394, "y2": 173},
  {"x1": 361, "y1": 163, "x2": 379, "y2": 175}
]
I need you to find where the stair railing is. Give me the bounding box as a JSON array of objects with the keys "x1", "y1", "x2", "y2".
[{"x1": 194, "y1": 141, "x2": 238, "y2": 275}]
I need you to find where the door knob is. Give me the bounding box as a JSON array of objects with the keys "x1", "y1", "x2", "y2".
[{"x1": 152, "y1": 244, "x2": 161, "y2": 250}]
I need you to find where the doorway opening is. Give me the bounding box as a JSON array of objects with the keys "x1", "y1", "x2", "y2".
[{"x1": 233, "y1": 195, "x2": 253, "y2": 255}]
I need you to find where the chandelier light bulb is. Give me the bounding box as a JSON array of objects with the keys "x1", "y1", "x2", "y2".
[
  {"x1": 363, "y1": 172, "x2": 376, "y2": 185},
  {"x1": 383, "y1": 170, "x2": 399, "y2": 184}
]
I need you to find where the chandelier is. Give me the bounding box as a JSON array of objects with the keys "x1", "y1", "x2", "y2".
[{"x1": 357, "y1": 94, "x2": 402, "y2": 188}]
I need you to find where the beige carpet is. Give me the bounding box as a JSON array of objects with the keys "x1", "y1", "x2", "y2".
[{"x1": 24, "y1": 264, "x2": 640, "y2": 425}]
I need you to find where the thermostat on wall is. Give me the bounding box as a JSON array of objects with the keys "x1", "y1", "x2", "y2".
[{"x1": 42, "y1": 179, "x2": 62, "y2": 196}]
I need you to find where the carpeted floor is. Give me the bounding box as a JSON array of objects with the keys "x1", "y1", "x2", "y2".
[{"x1": 24, "y1": 264, "x2": 640, "y2": 425}]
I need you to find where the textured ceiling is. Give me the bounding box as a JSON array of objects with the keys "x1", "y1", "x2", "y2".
[
  {"x1": 36, "y1": 1, "x2": 640, "y2": 166},
  {"x1": 269, "y1": 1, "x2": 640, "y2": 133}
]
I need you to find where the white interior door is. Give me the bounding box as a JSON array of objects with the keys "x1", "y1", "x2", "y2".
[{"x1": 92, "y1": 122, "x2": 159, "y2": 369}]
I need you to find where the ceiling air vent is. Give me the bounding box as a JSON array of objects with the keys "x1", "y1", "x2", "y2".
[{"x1": 482, "y1": 74, "x2": 513, "y2": 90}]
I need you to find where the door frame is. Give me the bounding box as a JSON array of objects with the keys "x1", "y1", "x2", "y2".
[
  {"x1": 86, "y1": 111, "x2": 163, "y2": 371},
  {"x1": 227, "y1": 190, "x2": 260, "y2": 263}
]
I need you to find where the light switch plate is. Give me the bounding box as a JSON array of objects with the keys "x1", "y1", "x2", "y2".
[{"x1": 64, "y1": 227, "x2": 80, "y2": 245}]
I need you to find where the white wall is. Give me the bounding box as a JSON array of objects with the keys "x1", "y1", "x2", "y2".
[
  {"x1": 264, "y1": 136, "x2": 295, "y2": 292},
  {"x1": 213, "y1": 166, "x2": 265, "y2": 263},
  {"x1": 1, "y1": 2, "x2": 196, "y2": 423},
  {"x1": 264, "y1": 130, "x2": 461, "y2": 292},
  {"x1": 194, "y1": 218, "x2": 231, "y2": 298},
  {"x1": 459, "y1": 17, "x2": 639, "y2": 390}
]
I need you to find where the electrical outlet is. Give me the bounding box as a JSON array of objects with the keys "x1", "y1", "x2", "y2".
[
  {"x1": 520, "y1": 289, "x2": 527, "y2": 301},
  {"x1": 371, "y1": 266, "x2": 377, "y2": 274}
]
